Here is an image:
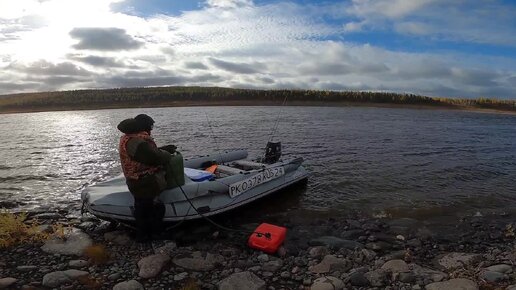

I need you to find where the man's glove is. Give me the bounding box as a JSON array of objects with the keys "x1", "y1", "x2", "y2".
[{"x1": 160, "y1": 144, "x2": 177, "y2": 154}]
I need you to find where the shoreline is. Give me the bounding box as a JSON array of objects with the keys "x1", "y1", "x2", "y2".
[
  {"x1": 1, "y1": 100, "x2": 515, "y2": 116},
  {"x1": 1, "y1": 209, "x2": 516, "y2": 289}
]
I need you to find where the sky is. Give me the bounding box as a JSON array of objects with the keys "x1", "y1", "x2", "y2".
[{"x1": 0, "y1": 0, "x2": 515, "y2": 99}]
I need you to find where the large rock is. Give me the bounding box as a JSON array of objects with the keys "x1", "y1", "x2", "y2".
[
  {"x1": 486, "y1": 264, "x2": 512, "y2": 274},
  {"x1": 309, "y1": 246, "x2": 329, "y2": 258},
  {"x1": 309, "y1": 236, "x2": 363, "y2": 250},
  {"x1": 311, "y1": 276, "x2": 345, "y2": 290},
  {"x1": 262, "y1": 260, "x2": 283, "y2": 272},
  {"x1": 218, "y1": 271, "x2": 265, "y2": 290},
  {"x1": 137, "y1": 254, "x2": 170, "y2": 278},
  {"x1": 154, "y1": 241, "x2": 177, "y2": 255},
  {"x1": 364, "y1": 270, "x2": 388, "y2": 287},
  {"x1": 0, "y1": 278, "x2": 17, "y2": 289},
  {"x1": 69, "y1": 260, "x2": 89, "y2": 268},
  {"x1": 310, "y1": 255, "x2": 351, "y2": 274},
  {"x1": 410, "y1": 263, "x2": 447, "y2": 282},
  {"x1": 173, "y1": 251, "x2": 221, "y2": 271},
  {"x1": 41, "y1": 228, "x2": 92, "y2": 256},
  {"x1": 381, "y1": 259, "x2": 409, "y2": 273},
  {"x1": 42, "y1": 270, "x2": 89, "y2": 288},
  {"x1": 113, "y1": 280, "x2": 144, "y2": 290},
  {"x1": 425, "y1": 278, "x2": 478, "y2": 290},
  {"x1": 437, "y1": 253, "x2": 481, "y2": 270},
  {"x1": 104, "y1": 231, "x2": 131, "y2": 246},
  {"x1": 480, "y1": 270, "x2": 507, "y2": 283}
]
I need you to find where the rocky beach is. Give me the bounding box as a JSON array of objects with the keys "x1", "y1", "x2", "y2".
[{"x1": 2, "y1": 207, "x2": 516, "y2": 290}]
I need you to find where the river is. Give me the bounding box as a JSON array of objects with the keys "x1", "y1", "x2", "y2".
[{"x1": 1, "y1": 106, "x2": 515, "y2": 223}]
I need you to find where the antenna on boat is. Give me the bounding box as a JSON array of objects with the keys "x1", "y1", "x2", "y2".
[
  {"x1": 204, "y1": 111, "x2": 221, "y2": 153},
  {"x1": 260, "y1": 95, "x2": 288, "y2": 163}
]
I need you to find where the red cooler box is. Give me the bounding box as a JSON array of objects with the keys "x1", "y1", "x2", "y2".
[{"x1": 248, "y1": 223, "x2": 287, "y2": 254}]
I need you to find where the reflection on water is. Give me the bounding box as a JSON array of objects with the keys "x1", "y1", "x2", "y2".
[{"x1": 1, "y1": 106, "x2": 515, "y2": 221}]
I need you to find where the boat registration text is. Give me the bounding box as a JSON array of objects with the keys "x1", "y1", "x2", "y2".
[{"x1": 229, "y1": 167, "x2": 285, "y2": 198}]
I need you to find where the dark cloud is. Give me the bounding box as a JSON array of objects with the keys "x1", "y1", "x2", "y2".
[
  {"x1": 26, "y1": 76, "x2": 89, "y2": 86},
  {"x1": 394, "y1": 62, "x2": 452, "y2": 80},
  {"x1": 70, "y1": 27, "x2": 143, "y2": 51},
  {"x1": 298, "y1": 61, "x2": 388, "y2": 76},
  {"x1": 184, "y1": 61, "x2": 208, "y2": 70},
  {"x1": 209, "y1": 58, "x2": 261, "y2": 74},
  {"x1": 257, "y1": 76, "x2": 275, "y2": 84},
  {"x1": 10, "y1": 60, "x2": 91, "y2": 76},
  {"x1": 451, "y1": 68, "x2": 501, "y2": 87},
  {"x1": 0, "y1": 81, "x2": 39, "y2": 93},
  {"x1": 71, "y1": 55, "x2": 124, "y2": 67},
  {"x1": 101, "y1": 71, "x2": 222, "y2": 88}
]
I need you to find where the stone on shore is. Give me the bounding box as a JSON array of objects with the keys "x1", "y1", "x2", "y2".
[
  {"x1": 425, "y1": 278, "x2": 478, "y2": 290},
  {"x1": 410, "y1": 263, "x2": 447, "y2": 282},
  {"x1": 0, "y1": 278, "x2": 18, "y2": 289},
  {"x1": 173, "y1": 251, "x2": 221, "y2": 271},
  {"x1": 437, "y1": 252, "x2": 481, "y2": 270},
  {"x1": 218, "y1": 271, "x2": 266, "y2": 290},
  {"x1": 486, "y1": 264, "x2": 512, "y2": 274},
  {"x1": 69, "y1": 260, "x2": 89, "y2": 268},
  {"x1": 113, "y1": 280, "x2": 144, "y2": 290},
  {"x1": 310, "y1": 255, "x2": 351, "y2": 274},
  {"x1": 309, "y1": 236, "x2": 363, "y2": 250},
  {"x1": 364, "y1": 269, "x2": 388, "y2": 287},
  {"x1": 311, "y1": 276, "x2": 345, "y2": 290},
  {"x1": 34, "y1": 212, "x2": 61, "y2": 220},
  {"x1": 480, "y1": 270, "x2": 508, "y2": 283},
  {"x1": 104, "y1": 231, "x2": 131, "y2": 246},
  {"x1": 262, "y1": 260, "x2": 283, "y2": 272},
  {"x1": 309, "y1": 246, "x2": 329, "y2": 258},
  {"x1": 137, "y1": 254, "x2": 170, "y2": 278},
  {"x1": 381, "y1": 259, "x2": 409, "y2": 273},
  {"x1": 154, "y1": 241, "x2": 177, "y2": 255},
  {"x1": 42, "y1": 269, "x2": 89, "y2": 288},
  {"x1": 41, "y1": 228, "x2": 92, "y2": 256}
]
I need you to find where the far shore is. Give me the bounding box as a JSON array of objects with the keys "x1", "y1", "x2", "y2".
[{"x1": 1, "y1": 100, "x2": 515, "y2": 115}]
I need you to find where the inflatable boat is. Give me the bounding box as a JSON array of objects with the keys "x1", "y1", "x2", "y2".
[{"x1": 81, "y1": 143, "x2": 309, "y2": 223}]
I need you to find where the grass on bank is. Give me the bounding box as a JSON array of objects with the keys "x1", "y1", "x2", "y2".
[{"x1": 0, "y1": 211, "x2": 69, "y2": 248}]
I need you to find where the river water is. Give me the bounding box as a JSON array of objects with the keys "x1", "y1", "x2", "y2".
[{"x1": 1, "y1": 106, "x2": 515, "y2": 222}]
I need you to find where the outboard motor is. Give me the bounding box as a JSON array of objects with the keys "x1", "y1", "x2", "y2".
[{"x1": 263, "y1": 141, "x2": 282, "y2": 164}]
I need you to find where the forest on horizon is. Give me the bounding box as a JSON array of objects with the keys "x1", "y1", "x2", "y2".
[{"x1": 0, "y1": 86, "x2": 515, "y2": 113}]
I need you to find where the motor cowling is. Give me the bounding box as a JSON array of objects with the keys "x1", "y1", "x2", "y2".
[{"x1": 263, "y1": 141, "x2": 281, "y2": 164}]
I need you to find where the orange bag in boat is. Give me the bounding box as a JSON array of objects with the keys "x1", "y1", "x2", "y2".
[
  {"x1": 248, "y1": 223, "x2": 286, "y2": 254},
  {"x1": 205, "y1": 164, "x2": 218, "y2": 174}
]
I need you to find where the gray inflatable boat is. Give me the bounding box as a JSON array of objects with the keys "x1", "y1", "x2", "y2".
[{"x1": 81, "y1": 146, "x2": 309, "y2": 223}]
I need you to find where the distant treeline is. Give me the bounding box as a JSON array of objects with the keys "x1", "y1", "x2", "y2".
[{"x1": 0, "y1": 86, "x2": 515, "y2": 113}]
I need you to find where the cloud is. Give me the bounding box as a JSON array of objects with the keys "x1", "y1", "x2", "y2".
[
  {"x1": 70, "y1": 27, "x2": 143, "y2": 51},
  {"x1": 347, "y1": 0, "x2": 437, "y2": 19},
  {"x1": 70, "y1": 55, "x2": 125, "y2": 67},
  {"x1": 205, "y1": 0, "x2": 253, "y2": 9},
  {"x1": 209, "y1": 58, "x2": 262, "y2": 74},
  {"x1": 10, "y1": 60, "x2": 91, "y2": 76},
  {"x1": 184, "y1": 61, "x2": 208, "y2": 70},
  {"x1": 342, "y1": 0, "x2": 516, "y2": 47},
  {"x1": 101, "y1": 71, "x2": 222, "y2": 88}
]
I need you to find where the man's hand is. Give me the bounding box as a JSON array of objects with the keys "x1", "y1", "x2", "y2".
[{"x1": 160, "y1": 144, "x2": 177, "y2": 154}]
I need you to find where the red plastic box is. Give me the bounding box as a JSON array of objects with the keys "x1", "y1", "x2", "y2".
[{"x1": 248, "y1": 223, "x2": 287, "y2": 254}]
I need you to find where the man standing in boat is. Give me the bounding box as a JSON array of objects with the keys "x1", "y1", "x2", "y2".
[{"x1": 117, "y1": 114, "x2": 184, "y2": 239}]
